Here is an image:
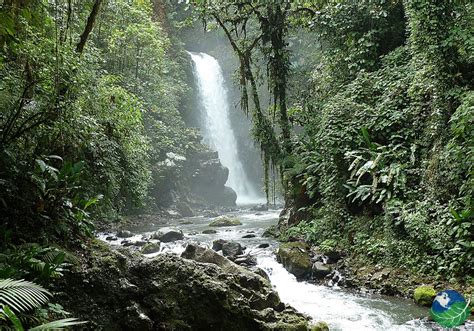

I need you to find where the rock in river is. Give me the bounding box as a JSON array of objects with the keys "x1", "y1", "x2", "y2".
[
  {"x1": 209, "y1": 215, "x2": 242, "y2": 227},
  {"x1": 277, "y1": 242, "x2": 312, "y2": 279},
  {"x1": 152, "y1": 228, "x2": 184, "y2": 243},
  {"x1": 222, "y1": 241, "x2": 243, "y2": 258}
]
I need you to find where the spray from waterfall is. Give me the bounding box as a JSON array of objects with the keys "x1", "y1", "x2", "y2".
[{"x1": 189, "y1": 52, "x2": 263, "y2": 205}]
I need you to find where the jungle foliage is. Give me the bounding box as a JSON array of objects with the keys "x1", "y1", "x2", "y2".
[
  {"x1": 200, "y1": 0, "x2": 473, "y2": 281},
  {"x1": 0, "y1": 0, "x2": 202, "y2": 327}
]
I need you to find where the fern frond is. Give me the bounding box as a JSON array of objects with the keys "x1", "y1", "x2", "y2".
[
  {"x1": 0, "y1": 279, "x2": 51, "y2": 313},
  {"x1": 29, "y1": 318, "x2": 87, "y2": 330}
]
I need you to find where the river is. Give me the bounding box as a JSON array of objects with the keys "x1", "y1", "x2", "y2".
[{"x1": 97, "y1": 208, "x2": 474, "y2": 331}]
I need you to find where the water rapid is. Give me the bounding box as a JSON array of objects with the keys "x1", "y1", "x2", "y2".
[
  {"x1": 189, "y1": 52, "x2": 263, "y2": 205},
  {"x1": 98, "y1": 210, "x2": 454, "y2": 331}
]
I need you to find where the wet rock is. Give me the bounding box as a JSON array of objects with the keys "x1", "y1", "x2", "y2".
[
  {"x1": 209, "y1": 215, "x2": 242, "y2": 227},
  {"x1": 176, "y1": 201, "x2": 194, "y2": 217},
  {"x1": 122, "y1": 241, "x2": 134, "y2": 247},
  {"x1": 133, "y1": 241, "x2": 148, "y2": 247},
  {"x1": 257, "y1": 243, "x2": 270, "y2": 249},
  {"x1": 413, "y1": 285, "x2": 436, "y2": 306},
  {"x1": 311, "y1": 321, "x2": 329, "y2": 331},
  {"x1": 117, "y1": 230, "x2": 133, "y2": 238},
  {"x1": 106, "y1": 236, "x2": 117, "y2": 241},
  {"x1": 277, "y1": 242, "x2": 312, "y2": 279},
  {"x1": 212, "y1": 239, "x2": 228, "y2": 251},
  {"x1": 251, "y1": 204, "x2": 268, "y2": 212},
  {"x1": 242, "y1": 234, "x2": 256, "y2": 239},
  {"x1": 312, "y1": 262, "x2": 332, "y2": 279},
  {"x1": 141, "y1": 242, "x2": 161, "y2": 254},
  {"x1": 202, "y1": 229, "x2": 217, "y2": 234},
  {"x1": 252, "y1": 267, "x2": 270, "y2": 281},
  {"x1": 154, "y1": 228, "x2": 184, "y2": 243},
  {"x1": 222, "y1": 242, "x2": 243, "y2": 258},
  {"x1": 234, "y1": 255, "x2": 257, "y2": 266}
]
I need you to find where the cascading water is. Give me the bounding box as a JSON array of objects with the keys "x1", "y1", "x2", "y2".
[{"x1": 189, "y1": 52, "x2": 263, "y2": 205}]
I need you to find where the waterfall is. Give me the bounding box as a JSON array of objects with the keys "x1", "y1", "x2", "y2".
[{"x1": 189, "y1": 52, "x2": 262, "y2": 205}]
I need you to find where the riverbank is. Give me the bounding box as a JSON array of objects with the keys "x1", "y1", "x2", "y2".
[{"x1": 91, "y1": 208, "x2": 470, "y2": 330}]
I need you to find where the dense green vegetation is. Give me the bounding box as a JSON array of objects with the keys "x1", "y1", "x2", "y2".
[
  {"x1": 0, "y1": 0, "x2": 204, "y2": 327},
  {"x1": 196, "y1": 1, "x2": 473, "y2": 282}
]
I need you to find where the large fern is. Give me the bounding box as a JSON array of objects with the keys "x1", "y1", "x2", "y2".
[{"x1": 0, "y1": 279, "x2": 51, "y2": 313}]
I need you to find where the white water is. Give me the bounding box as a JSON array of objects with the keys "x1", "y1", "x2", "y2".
[
  {"x1": 189, "y1": 52, "x2": 263, "y2": 204},
  {"x1": 99, "y1": 210, "x2": 474, "y2": 330}
]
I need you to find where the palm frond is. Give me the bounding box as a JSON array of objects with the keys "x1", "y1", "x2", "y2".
[
  {"x1": 0, "y1": 279, "x2": 51, "y2": 313},
  {"x1": 29, "y1": 318, "x2": 87, "y2": 330}
]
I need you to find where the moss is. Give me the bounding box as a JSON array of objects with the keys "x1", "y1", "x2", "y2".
[
  {"x1": 277, "y1": 242, "x2": 312, "y2": 279},
  {"x1": 311, "y1": 321, "x2": 329, "y2": 331},
  {"x1": 413, "y1": 285, "x2": 436, "y2": 306}
]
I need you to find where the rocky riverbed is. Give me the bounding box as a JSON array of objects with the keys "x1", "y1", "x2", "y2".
[{"x1": 66, "y1": 207, "x2": 472, "y2": 330}]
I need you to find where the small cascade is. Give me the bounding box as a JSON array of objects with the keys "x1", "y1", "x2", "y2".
[{"x1": 188, "y1": 51, "x2": 263, "y2": 205}]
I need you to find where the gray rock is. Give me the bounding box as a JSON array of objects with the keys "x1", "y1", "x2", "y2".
[
  {"x1": 222, "y1": 242, "x2": 243, "y2": 258},
  {"x1": 133, "y1": 241, "x2": 148, "y2": 247},
  {"x1": 58, "y1": 245, "x2": 310, "y2": 330},
  {"x1": 106, "y1": 236, "x2": 117, "y2": 241},
  {"x1": 202, "y1": 229, "x2": 217, "y2": 234},
  {"x1": 212, "y1": 239, "x2": 228, "y2": 251},
  {"x1": 117, "y1": 230, "x2": 133, "y2": 238},
  {"x1": 257, "y1": 243, "x2": 270, "y2": 249},
  {"x1": 209, "y1": 215, "x2": 242, "y2": 227},
  {"x1": 157, "y1": 229, "x2": 184, "y2": 243},
  {"x1": 312, "y1": 262, "x2": 332, "y2": 279}
]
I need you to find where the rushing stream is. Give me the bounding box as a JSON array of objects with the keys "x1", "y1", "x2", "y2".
[{"x1": 97, "y1": 209, "x2": 469, "y2": 331}]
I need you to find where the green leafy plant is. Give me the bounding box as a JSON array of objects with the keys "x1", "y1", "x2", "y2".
[{"x1": 0, "y1": 278, "x2": 86, "y2": 330}]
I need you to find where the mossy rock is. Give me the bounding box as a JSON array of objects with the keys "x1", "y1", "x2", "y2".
[
  {"x1": 277, "y1": 242, "x2": 312, "y2": 279},
  {"x1": 209, "y1": 215, "x2": 242, "y2": 227},
  {"x1": 141, "y1": 242, "x2": 161, "y2": 254},
  {"x1": 413, "y1": 285, "x2": 436, "y2": 306},
  {"x1": 311, "y1": 321, "x2": 329, "y2": 331}
]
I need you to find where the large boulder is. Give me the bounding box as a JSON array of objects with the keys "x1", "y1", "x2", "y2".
[
  {"x1": 209, "y1": 215, "x2": 242, "y2": 227},
  {"x1": 153, "y1": 228, "x2": 184, "y2": 243},
  {"x1": 57, "y1": 242, "x2": 310, "y2": 330},
  {"x1": 277, "y1": 242, "x2": 312, "y2": 279},
  {"x1": 222, "y1": 241, "x2": 243, "y2": 258}
]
